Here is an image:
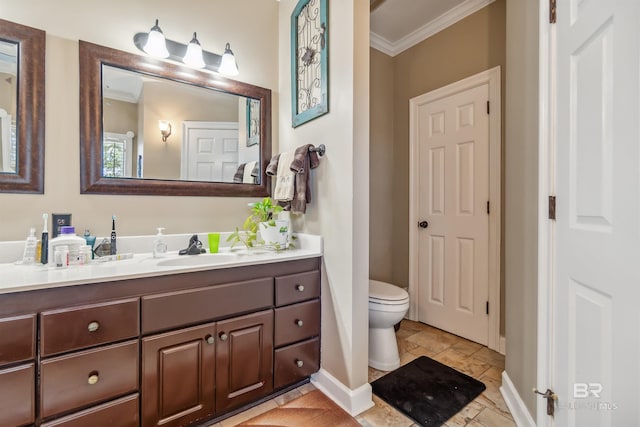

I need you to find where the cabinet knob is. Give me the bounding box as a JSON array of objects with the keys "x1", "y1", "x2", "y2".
[
  {"x1": 295, "y1": 319, "x2": 304, "y2": 327},
  {"x1": 87, "y1": 321, "x2": 100, "y2": 332},
  {"x1": 205, "y1": 334, "x2": 215, "y2": 345},
  {"x1": 295, "y1": 359, "x2": 304, "y2": 368},
  {"x1": 88, "y1": 372, "x2": 99, "y2": 385},
  {"x1": 296, "y1": 284, "x2": 305, "y2": 292},
  {"x1": 219, "y1": 332, "x2": 228, "y2": 341}
]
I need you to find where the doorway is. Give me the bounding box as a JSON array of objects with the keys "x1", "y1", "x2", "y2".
[{"x1": 408, "y1": 67, "x2": 501, "y2": 351}]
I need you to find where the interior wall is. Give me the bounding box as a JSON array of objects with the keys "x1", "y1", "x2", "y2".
[
  {"x1": 278, "y1": 0, "x2": 370, "y2": 394},
  {"x1": 369, "y1": 49, "x2": 395, "y2": 283},
  {"x1": 370, "y1": 0, "x2": 506, "y2": 332},
  {"x1": 0, "y1": 0, "x2": 278, "y2": 241},
  {"x1": 504, "y1": 0, "x2": 539, "y2": 418}
]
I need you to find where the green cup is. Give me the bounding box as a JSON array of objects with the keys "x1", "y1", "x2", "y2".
[{"x1": 208, "y1": 233, "x2": 220, "y2": 253}]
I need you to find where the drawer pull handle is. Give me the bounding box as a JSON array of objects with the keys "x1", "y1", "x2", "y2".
[
  {"x1": 296, "y1": 359, "x2": 304, "y2": 368},
  {"x1": 205, "y1": 335, "x2": 215, "y2": 345},
  {"x1": 87, "y1": 321, "x2": 100, "y2": 332},
  {"x1": 295, "y1": 319, "x2": 304, "y2": 327},
  {"x1": 88, "y1": 372, "x2": 99, "y2": 385},
  {"x1": 219, "y1": 332, "x2": 228, "y2": 342},
  {"x1": 296, "y1": 284, "x2": 305, "y2": 292}
]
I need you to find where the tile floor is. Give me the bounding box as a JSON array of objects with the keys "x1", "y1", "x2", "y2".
[{"x1": 214, "y1": 319, "x2": 515, "y2": 427}]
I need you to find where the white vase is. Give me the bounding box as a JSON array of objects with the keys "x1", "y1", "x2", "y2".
[{"x1": 259, "y1": 220, "x2": 289, "y2": 248}]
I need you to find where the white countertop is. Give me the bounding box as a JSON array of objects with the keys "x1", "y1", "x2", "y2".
[{"x1": 0, "y1": 234, "x2": 322, "y2": 295}]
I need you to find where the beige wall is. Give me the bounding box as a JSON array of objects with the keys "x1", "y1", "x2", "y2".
[
  {"x1": 278, "y1": 0, "x2": 370, "y2": 396},
  {"x1": 0, "y1": 0, "x2": 278, "y2": 240},
  {"x1": 370, "y1": 0, "x2": 506, "y2": 331},
  {"x1": 505, "y1": 0, "x2": 539, "y2": 418}
]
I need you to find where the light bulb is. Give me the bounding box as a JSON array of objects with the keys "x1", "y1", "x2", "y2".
[
  {"x1": 219, "y1": 43, "x2": 239, "y2": 76},
  {"x1": 183, "y1": 33, "x2": 206, "y2": 68},
  {"x1": 143, "y1": 19, "x2": 170, "y2": 58}
]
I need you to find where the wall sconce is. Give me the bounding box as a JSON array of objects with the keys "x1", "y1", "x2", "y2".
[
  {"x1": 159, "y1": 120, "x2": 172, "y2": 142},
  {"x1": 134, "y1": 19, "x2": 239, "y2": 76}
]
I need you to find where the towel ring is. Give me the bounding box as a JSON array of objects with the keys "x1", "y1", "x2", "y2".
[{"x1": 309, "y1": 144, "x2": 326, "y2": 157}]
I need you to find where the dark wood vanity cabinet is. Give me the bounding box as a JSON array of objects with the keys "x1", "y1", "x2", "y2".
[{"x1": 0, "y1": 256, "x2": 321, "y2": 427}]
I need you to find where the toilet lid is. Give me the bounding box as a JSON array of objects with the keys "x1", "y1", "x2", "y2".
[{"x1": 369, "y1": 280, "x2": 409, "y2": 302}]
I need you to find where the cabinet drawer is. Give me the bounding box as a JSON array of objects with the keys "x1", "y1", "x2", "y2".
[
  {"x1": 142, "y1": 277, "x2": 273, "y2": 334},
  {"x1": 41, "y1": 394, "x2": 139, "y2": 427},
  {"x1": 274, "y1": 338, "x2": 320, "y2": 389},
  {"x1": 275, "y1": 270, "x2": 320, "y2": 306},
  {"x1": 0, "y1": 313, "x2": 36, "y2": 365},
  {"x1": 41, "y1": 298, "x2": 139, "y2": 356},
  {"x1": 41, "y1": 340, "x2": 138, "y2": 418},
  {"x1": 274, "y1": 299, "x2": 320, "y2": 347},
  {"x1": 0, "y1": 363, "x2": 35, "y2": 426}
]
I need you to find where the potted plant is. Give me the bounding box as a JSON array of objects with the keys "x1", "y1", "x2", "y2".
[{"x1": 227, "y1": 197, "x2": 290, "y2": 249}]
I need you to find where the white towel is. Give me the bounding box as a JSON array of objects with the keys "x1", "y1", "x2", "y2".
[
  {"x1": 243, "y1": 160, "x2": 257, "y2": 183},
  {"x1": 273, "y1": 150, "x2": 295, "y2": 201}
]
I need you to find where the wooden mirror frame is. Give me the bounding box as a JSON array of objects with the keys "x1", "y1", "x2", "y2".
[
  {"x1": 0, "y1": 19, "x2": 45, "y2": 194},
  {"x1": 79, "y1": 40, "x2": 272, "y2": 197}
]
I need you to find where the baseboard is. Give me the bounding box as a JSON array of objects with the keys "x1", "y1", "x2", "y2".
[
  {"x1": 499, "y1": 335, "x2": 506, "y2": 355},
  {"x1": 310, "y1": 368, "x2": 374, "y2": 416},
  {"x1": 499, "y1": 371, "x2": 536, "y2": 427}
]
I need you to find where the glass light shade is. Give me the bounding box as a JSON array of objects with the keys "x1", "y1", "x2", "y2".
[
  {"x1": 143, "y1": 20, "x2": 170, "y2": 58},
  {"x1": 218, "y1": 43, "x2": 239, "y2": 76},
  {"x1": 183, "y1": 33, "x2": 206, "y2": 68}
]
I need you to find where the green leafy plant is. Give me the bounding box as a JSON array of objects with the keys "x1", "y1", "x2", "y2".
[{"x1": 227, "y1": 197, "x2": 284, "y2": 249}]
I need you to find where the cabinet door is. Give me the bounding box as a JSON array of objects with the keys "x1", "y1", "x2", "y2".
[
  {"x1": 216, "y1": 310, "x2": 273, "y2": 413},
  {"x1": 142, "y1": 323, "x2": 216, "y2": 427},
  {"x1": 0, "y1": 363, "x2": 35, "y2": 426}
]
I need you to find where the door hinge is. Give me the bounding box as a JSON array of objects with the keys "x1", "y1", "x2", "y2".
[
  {"x1": 486, "y1": 100, "x2": 490, "y2": 115},
  {"x1": 486, "y1": 301, "x2": 489, "y2": 315},
  {"x1": 548, "y1": 196, "x2": 556, "y2": 220},
  {"x1": 487, "y1": 201, "x2": 490, "y2": 214},
  {"x1": 549, "y1": 0, "x2": 557, "y2": 23}
]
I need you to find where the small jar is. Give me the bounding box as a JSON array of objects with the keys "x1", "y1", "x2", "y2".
[
  {"x1": 54, "y1": 245, "x2": 69, "y2": 268},
  {"x1": 79, "y1": 245, "x2": 92, "y2": 265}
]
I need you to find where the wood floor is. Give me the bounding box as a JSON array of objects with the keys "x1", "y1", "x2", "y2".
[{"x1": 212, "y1": 320, "x2": 514, "y2": 427}]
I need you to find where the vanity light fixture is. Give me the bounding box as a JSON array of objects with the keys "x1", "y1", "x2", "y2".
[
  {"x1": 183, "y1": 33, "x2": 206, "y2": 69},
  {"x1": 159, "y1": 120, "x2": 172, "y2": 142},
  {"x1": 142, "y1": 19, "x2": 170, "y2": 58},
  {"x1": 134, "y1": 19, "x2": 239, "y2": 76}
]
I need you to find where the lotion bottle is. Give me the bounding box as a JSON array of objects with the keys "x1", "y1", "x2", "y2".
[
  {"x1": 22, "y1": 227, "x2": 38, "y2": 264},
  {"x1": 153, "y1": 228, "x2": 168, "y2": 258}
]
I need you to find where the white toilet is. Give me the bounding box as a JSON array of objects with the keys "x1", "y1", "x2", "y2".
[{"x1": 368, "y1": 280, "x2": 410, "y2": 371}]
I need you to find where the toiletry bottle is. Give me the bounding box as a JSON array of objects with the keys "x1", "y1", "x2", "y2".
[
  {"x1": 153, "y1": 228, "x2": 168, "y2": 258},
  {"x1": 110, "y1": 215, "x2": 117, "y2": 255},
  {"x1": 40, "y1": 213, "x2": 49, "y2": 264},
  {"x1": 83, "y1": 229, "x2": 96, "y2": 259},
  {"x1": 22, "y1": 227, "x2": 38, "y2": 264},
  {"x1": 48, "y1": 226, "x2": 85, "y2": 266}
]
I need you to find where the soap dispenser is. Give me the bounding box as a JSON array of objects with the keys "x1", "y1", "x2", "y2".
[{"x1": 153, "y1": 228, "x2": 168, "y2": 258}]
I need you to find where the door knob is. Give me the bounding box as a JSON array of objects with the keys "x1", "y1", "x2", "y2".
[{"x1": 418, "y1": 221, "x2": 429, "y2": 229}]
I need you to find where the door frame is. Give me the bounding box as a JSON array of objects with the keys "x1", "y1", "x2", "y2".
[{"x1": 408, "y1": 66, "x2": 502, "y2": 352}]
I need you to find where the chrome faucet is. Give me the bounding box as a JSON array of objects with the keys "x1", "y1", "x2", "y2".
[{"x1": 178, "y1": 234, "x2": 206, "y2": 255}]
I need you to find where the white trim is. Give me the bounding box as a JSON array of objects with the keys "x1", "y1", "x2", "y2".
[
  {"x1": 310, "y1": 368, "x2": 374, "y2": 417},
  {"x1": 408, "y1": 66, "x2": 502, "y2": 352},
  {"x1": 500, "y1": 371, "x2": 537, "y2": 427},
  {"x1": 370, "y1": 0, "x2": 496, "y2": 57},
  {"x1": 536, "y1": 0, "x2": 554, "y2": 425}
]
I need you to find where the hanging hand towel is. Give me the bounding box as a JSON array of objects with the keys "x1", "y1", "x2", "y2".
[
  {"x1": 233, "y1": 163, "x2": 246, "y2": 183},
  {"x1": 243, "y1": 160, "x2": 257, "y2": 183},
  {"x1": 273, "y1": 150, "x2": 296, "y2": 201}
]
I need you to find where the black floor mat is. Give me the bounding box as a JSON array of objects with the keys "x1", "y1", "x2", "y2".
[{"x1": 371, "y1": 356, "x2": 486, "y2": 427}]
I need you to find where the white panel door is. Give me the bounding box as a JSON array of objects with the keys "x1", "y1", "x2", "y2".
[
  {"x1": 416, "y1": 83, "x2": 489, "y2": 345},
  {"x1": 551, "y1": 0, "x2": 640, "y2": 425},
  {"x1": 182, "y1": 122, "x2": 239, "y2": 182}
]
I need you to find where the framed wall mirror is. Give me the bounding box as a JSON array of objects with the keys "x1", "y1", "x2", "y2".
[
  {"x1": 0, "y1": 19, "x2": 45, "y2": 194},
  {"x1": 79, "y1": 40, "x2": 272, "y2": 196}
]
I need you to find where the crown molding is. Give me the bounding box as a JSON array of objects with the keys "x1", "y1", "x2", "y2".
[{"x1": 370, "y1": 0, "x2": 496, "y2": 57}]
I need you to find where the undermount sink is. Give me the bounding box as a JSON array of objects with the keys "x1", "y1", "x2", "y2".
[{"x1": 156, "y1": 253, "x2": 238, "y2": 267}]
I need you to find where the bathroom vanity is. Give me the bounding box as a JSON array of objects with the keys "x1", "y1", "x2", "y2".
[{"x1": 0, "y1": 246, "x2": 322, "y2": 427}]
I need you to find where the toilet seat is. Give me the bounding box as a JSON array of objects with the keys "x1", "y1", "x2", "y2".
[{"x1": 369, "y1": 280, "x2": 409, "y2": 305}]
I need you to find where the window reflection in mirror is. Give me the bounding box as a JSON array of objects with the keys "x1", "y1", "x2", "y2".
[
  {"x1": 102, "y1": 65, "x2": 260, "y2": 183},
  {"x1": 0, "y1": 39, "x2": 18, "y2": 174}
]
